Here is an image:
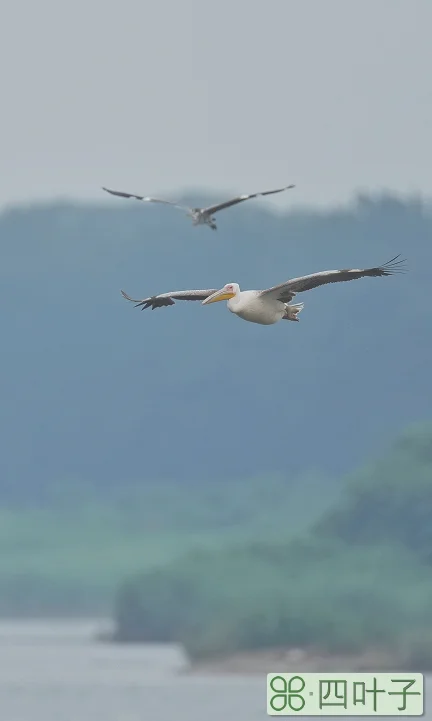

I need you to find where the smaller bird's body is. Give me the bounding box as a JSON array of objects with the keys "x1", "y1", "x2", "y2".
[
  {"x1": 189, "y1": 209, "x2": 218, "y2": 230},
  {"x1": 102, "y1": 184, "x2": 295, "y2": 230},
  {"x1": 120, "y1": 256, "x2": 406, "y2": 328}
]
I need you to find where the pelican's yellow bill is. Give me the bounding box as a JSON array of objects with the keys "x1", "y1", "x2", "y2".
[
  {"x1": 267, "y1": 673, "x2": 424, "y2": 716},
  {"x1": 202, "y1": 290, "x2": 236, "y2": 304}
]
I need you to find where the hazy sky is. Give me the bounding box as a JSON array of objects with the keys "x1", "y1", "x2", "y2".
[{"x1": 1, "y1": 0, "x2": 431, "y2": 210}]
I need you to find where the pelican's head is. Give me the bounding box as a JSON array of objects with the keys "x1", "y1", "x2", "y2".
[{"x1": 202, "y1": 283, "x2": 239, "y2": 305}]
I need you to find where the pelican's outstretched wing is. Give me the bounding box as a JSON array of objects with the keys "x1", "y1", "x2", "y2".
[
  {"x1": 102, "y1": 187, "x2": 190, "y2": 212},
  {"x1": 120, "y1": 288, "x2": 218, "y2": 310},
  {"x1": 203, "y1": 184, "x2": 295, "y2": 215},
  {"x1": 260, "y1": 256, "x2": 407, "y2": 303}
]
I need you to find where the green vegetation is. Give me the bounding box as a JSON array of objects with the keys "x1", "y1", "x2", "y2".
[
  {"x1": 113, "y1": 422, "x2": 432, "y2": 667},
  {"x1": 0, "y1": 472, "x2": 336, "y2": 614},
  {"x1": 315, "y1": 422, "x2": 432, "y2": 561}
]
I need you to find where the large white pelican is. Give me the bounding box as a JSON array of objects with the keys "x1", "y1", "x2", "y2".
[
  {"x1": 120, "y1": 256, "x2": 406, "y2": 326},
  {"x1": 102, "y1": 184, "x2": 295, "y2": 230}
]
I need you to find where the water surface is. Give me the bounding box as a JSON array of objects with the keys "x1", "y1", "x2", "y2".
[{"x1": 0, "y1": 620, "x2": 428, "y2": 721}]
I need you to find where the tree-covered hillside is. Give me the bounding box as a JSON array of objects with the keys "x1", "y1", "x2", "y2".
[
  {"x1": 113, "y1": 422, "x2": 432, "y2": 667},
  {"x1": 0, "y1": 193, "x2": 431, "y2": 499}
]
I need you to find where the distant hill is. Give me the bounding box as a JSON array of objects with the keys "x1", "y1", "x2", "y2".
[
  {"x1": 0, "y1": 192, "x2": 431, "y2": 500},
  {"x1": 112, "y1": 422, "x2": 432, "y2": 666}
]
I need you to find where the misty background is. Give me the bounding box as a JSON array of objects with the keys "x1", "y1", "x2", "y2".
[
  {"x1": 1, "y1": 1, "x2": 432, "y2": 720},
  {"x1": 1, "y1": 0, "x2": 432, "y2": 209}
]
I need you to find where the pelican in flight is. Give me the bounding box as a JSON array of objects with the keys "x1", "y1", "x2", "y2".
[
  {"x1": 120, "y1": 256, "x2": 405, "y2": 326},
  {"x1": 102, "y1": 184, "x2": 295, "y2": 230}
]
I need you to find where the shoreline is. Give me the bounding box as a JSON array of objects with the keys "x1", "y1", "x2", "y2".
[
  {"x1": 183, "y1": 647, "x2": 409, "y2": 675},
  {"x1": 95, "y1": 626, "x2": 425, "y2": 674}
]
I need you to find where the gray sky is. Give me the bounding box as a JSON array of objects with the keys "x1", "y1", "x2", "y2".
[{"x1": 1, "y1": 0, "x2": 431, "y2": 210}]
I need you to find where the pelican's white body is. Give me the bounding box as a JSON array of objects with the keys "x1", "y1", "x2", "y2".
[
  {"x1": 201, "y1": 284, "x2": 304, "y2": 325},
  {"x1": 227, "y1": 290, "x2": 287, "y2": 325}
]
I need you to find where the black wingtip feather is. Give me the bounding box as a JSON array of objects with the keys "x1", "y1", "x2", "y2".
[{"x1": 379, "y1": 255, "x2": 408, "y2": 275}]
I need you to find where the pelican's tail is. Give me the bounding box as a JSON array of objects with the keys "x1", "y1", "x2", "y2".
[{"x1": 283, "y1": 302, "x2": 304, "y2": 322}]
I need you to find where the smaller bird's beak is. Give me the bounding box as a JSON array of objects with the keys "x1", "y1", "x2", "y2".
[{"x1": 202, "y1": 288, "x2": 235, "y2": 305}]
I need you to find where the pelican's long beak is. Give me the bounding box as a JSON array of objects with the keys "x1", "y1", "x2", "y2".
[{"x1": 202, "y1": 288, "x2": 236, "y2": 305}]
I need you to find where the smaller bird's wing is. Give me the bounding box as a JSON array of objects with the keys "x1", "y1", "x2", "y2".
[
  {"x1": 102, "y1": 187, "x2": 190, "y2": 211},
  {"x1": 120, "y1": 288, "x2": 219, "y2": 310},
  {"x1": 259, "y1": 255, "x2": 407, "y2": 303},
  {"x1": 203, "y1": 184, "x2": 295, "y2": 215}
]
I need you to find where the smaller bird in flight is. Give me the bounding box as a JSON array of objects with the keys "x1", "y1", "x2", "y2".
[{"x1": 101, "y1": 184, "x2": 295, "y2": 230}]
